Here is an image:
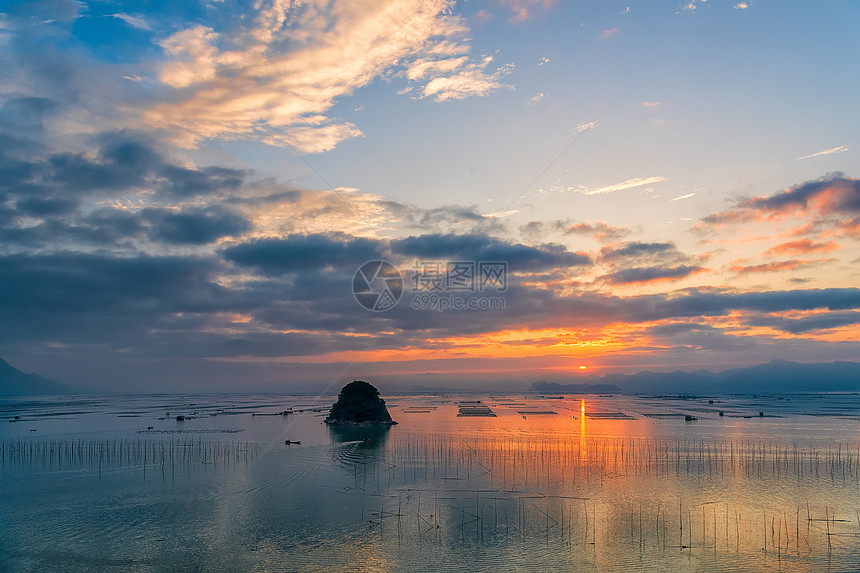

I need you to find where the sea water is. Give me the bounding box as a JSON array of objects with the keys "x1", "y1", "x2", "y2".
[{"x1": 2, "y1": 393, "x2": 860, "y2": 572}]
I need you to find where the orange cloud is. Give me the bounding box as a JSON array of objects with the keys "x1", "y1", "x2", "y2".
[
  {"x1": 766, "y1": 239, "x2": 839, "y2": 256},
  {"x1": 698, "y1": 175, "x2": 860, "y2": 235},
  {"x1": 729, "y1": 259, "x2": 814, "y2": 274}
]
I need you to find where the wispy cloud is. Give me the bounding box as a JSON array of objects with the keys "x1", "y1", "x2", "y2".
[
  {"x1": 601, "y1": 27, "x2": 620, "y2": 39},
  {"x1": 111, "y1": 13, "x2": 151, "y2": 31},
  {"x1": 766, "y1": 239, "x2": 839, "y2": 256},
  {"x1": 580, "y1": 176, "x2": 668, "y2": 196},
  {"x1": 576, "y1": 120, "x2": 598, "y2": 133},
  {"x1": 730, "y1": 259, "x2": 817, "y2": 275},
  {"x1": 497, "y1": 0, "x2": 556, "y2": 23},
  {"x1": 734, "y1": 2, "x2": 750, "y2": 9},
  {"x1": 642, "y1": 101, "x2": 660, "y2": 108},
  {"x1": 484, "y1": 209, "x2": 520, "y2": 218},
  {"x1": 537, "y1": 57, "x2": 550, "y2": 66},
  {"x1": 670, "y1": 192, "x2": 696, "y2": 202},
  {"x1": 525, "y1": 92, "x2": 544, "y2": 106},
  {"x1": 795, "y1": 146, "x2": 848, "y2": 161},
  {"x1": 420, "y1": 56, "x2": 514, "y2": 102}
]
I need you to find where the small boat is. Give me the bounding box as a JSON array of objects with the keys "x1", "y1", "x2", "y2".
[{"x1": 284, "y1": 439, "x2": 301, "y2": 445}]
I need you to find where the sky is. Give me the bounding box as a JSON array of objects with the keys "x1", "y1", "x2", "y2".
[{"x1": 0, "y1": 0, "x2": 858, "y2": 393}]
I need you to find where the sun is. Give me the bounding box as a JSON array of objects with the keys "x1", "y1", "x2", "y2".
[{"x1": 578, "y1": 365, "x2": 587, "y2": 370}]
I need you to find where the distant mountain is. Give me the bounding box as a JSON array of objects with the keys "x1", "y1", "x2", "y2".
[
  {"x1": 0, "y1": 359, "x2": 71, "y2": 396},
  {"x1": 531, "y1": 381, "x2": 622, "y2": 394},
  {"x1": 716, "y1": 360, "x2": 860, "y2": 393},
  {"x1": 532, "y1": 361, "x2": 860, "y2": 395}
]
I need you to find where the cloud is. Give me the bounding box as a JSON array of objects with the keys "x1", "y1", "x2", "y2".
[
  {"x1": 0, "y1": 130, "x2": 248, "y2": 203},
  {"x1": 670, "y1": 192, "x2": 696, "y2": 201},
  {"x1": 518, "y1": 220, "x2": 633, "y2": 243},
  {"x1": 601, "y1": 28, "x2": 620, "y2": 39},
  {"x1": 795, "y1": 146, "x2": 848, "y2": 161},
  {"x1": 110, "y1": 13, "x2": 151, "y2": 31},
  {"x1": 497, "y1": 0, "x2": 556, "y2": 23},
  {"x1": 734, "y1": 2, "x2": 750, "y2": 9},
  {"x1": 576, "y1": 120, "x2": 598, "y2": 133},
  {"x1": 699, "y1": 174, "x2": 860, "y2": 237},
  {"x1": 537, "y1": 57, "x2": 550, "y2": 66},
  {"x1": 0, "y1": 252, "x2": 226, "y2": 334},
  {"x1": 562, "y1": 222, "x2": 632, "y2": 242},
  {"x1": 739, "y1": 174, "x2": 859, "y2": 214},
  {"x1": 729, "y1": 259, "x2": 817, "y2": 275},
  {"x1": 746, "y1": 311, "x2": 860, "y2": 334},
  {"x1": 474, "y1": 9, "x2": 493, "y2": 22},
  {"x1": 419, "y1": 56, "x2": 514, "y2": 102},
  {"x1": 765, "y1": 239, "x2": 839, "y2": 256},
  {"x1": 391, "y1": 233, "x2": 591, "y2": 271},
  {"x1": 601, "y1": 241, "x2": 676, "y2": 261},
  {"x1": 599, "y1": 241, "x2": 705, "y2": 285},
  {"x1": 525, "y1": 92, "x2": 544, "y2": 106},
  {"x1": 600, "y1": 265, "x2": 704, "y2": 285},
  {"x1": 642, "y1": 101, "x2": 660, "y2": 108},
  {"x1": 221, "y1": 233, "x2": 386, "y2": 275},
  {"x1": 578, "y1": 176, "x2": 668, "y2": 196},
  {"x1": 144, "y1": 206, "x2": 251, "y2": 245},
  {"x1": 142, "y1": 0, "x2": 509, "y2": 152}
]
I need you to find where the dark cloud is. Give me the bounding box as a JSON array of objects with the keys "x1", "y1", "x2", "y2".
[
  {"x1": 14, "y1": 196, "x2": 79, "y2": 217},
  {"x1": 160, "y1": 164, "x2": 247, "y2": 198},
  {"x1": 0, "y1": 97, "x2": 56, "y2": 137},
  {"x1": 0, "y1": 129, "x2": 249, "y2": 205},
  {"x1": 747, "y1": 173, "x2": 859, "y2": 212},
  {"x1": 0, "y1": 251, "x2": 236, "y2": 348},
  {"x1": 601, "y1": 241, "x2": 675, "y2": 261},
  {"x1": 646, "y1": 322, "x2": 747, "y2": 351},
  {"x1": 221, "y1": 233, "x2": 387, "y2": 275},
  {"x1": 390, "y1": 233, "x2": 590, "y2": 271},
  {"x1": 598, "y1": 241, "x2": 703, "y2": 284},
  {"x1": 601, "y1": 265, "x2": 704, "y2": 285},
  {"x1": 0, "y1": 217, "x2": 133, "y2": 248},
  {"x1": 0, "y1": 205, "x2": 250, "y2": 249},
  {"x1": 700, "y1": 174, "x2": 860, "y2": 231},
  {"x1": 744, "y1": 311, "x2": 860, "y2": 334},
  {"x1": 144, "y1": 206, "x2": 251, "y2": 244},
  {"x1": 648, "y1": 288, "x2": 860, "y2": 320},
  {"x1": 0, "y1": 127, "x2": 256, "y2": 251}
]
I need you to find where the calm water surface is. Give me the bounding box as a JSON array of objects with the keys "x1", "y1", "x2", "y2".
[{"x1": 2, "y1": 393, "x2": 860, "y2": 572}]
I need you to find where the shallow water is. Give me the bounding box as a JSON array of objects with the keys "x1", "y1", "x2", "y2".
[{"x1": 2, "y1": 393, "x2": 860, "y2": 571}]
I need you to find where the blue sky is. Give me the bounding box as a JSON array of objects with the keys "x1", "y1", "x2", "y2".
[{"x1": 0, "y1": 0, "x2": 858, "y2": 392}]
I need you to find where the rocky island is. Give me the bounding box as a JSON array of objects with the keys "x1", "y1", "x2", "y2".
[{"x1": 324, "y1": 381, "x2": 397, "y2": 425}]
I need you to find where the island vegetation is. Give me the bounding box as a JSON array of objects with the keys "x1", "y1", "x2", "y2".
[{"x1": 324, "y1": 380, "x2": 397, "y2": 425}]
